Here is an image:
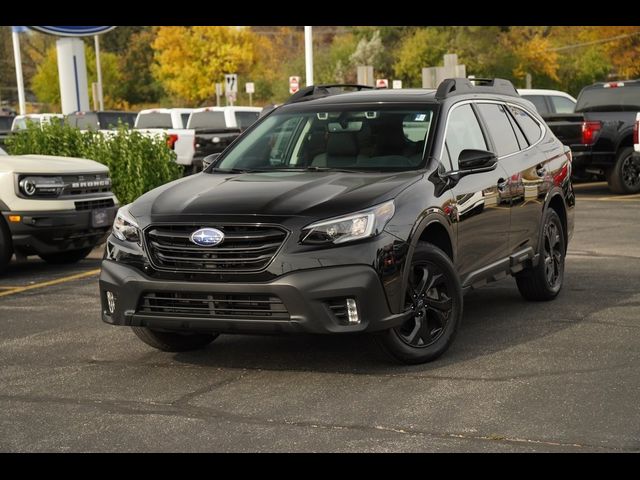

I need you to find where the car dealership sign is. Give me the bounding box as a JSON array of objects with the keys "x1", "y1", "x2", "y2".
[{"x1": 28, "y1": 26, "x2": 116, "y2": 37}]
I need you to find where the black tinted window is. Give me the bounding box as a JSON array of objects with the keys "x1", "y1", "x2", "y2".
[
  {"x1": 521, "y1": 95, "x2": 549, "y2": 115},
  {"x1": 188, "y1": 112, "x2": 226, "y2": 129},
  {"x1": 0, "y1": 117, "x2": 13, "y2": 130},
  {"x1": 445, "y1": 104, "x2": 487, "y2": 167},
  {"x1": 98, "y1": 113, "x2": 135, "y2": 129},
  {"x1": 136, "y1": 113, "x2": 172, "y2": 129},
  {"x1": 180, "y1": 113, "x2": 191, "y2": 128},
  {"x1": 508, "y1": 106, "x2": 542, "y2": 145},
  {"x1": 477, "y1": 103, "x2": 520, "y2": 157},
  {"x1": 69, "y1": 113, "x2": 98, "y2": 130},
  {"x1": 576, "y1": 85, "x2": 640, "y2": 112},
  {"x1": 506, "y1": 109, "x2": 528, "y2": 149},
  {"x1": 236, "y1": 111, "x2": 259, "y2": 129}
]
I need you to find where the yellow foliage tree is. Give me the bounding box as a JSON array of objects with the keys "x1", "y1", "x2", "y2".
[
  {"x1": 152, "y1": 26, "x2": 257, "y2": 105},
  {"x1": 503, "y1": 27, "x2": 560, "y2": 82}
]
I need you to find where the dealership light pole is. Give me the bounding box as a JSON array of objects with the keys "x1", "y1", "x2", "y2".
[
  {"x1": 94, "y1": 35, "x2": 104, "y2": 111},
  {"x1": 304, "y1": 26, "x2": 313, "y2": 87}
]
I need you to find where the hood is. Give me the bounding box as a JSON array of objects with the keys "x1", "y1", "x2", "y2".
[
  {"x1": 0, "y1": 154, "x2": 108, "y2": 174},
  {"x1": 130, "y1": 170, "x2": 422, "y2": 219}
]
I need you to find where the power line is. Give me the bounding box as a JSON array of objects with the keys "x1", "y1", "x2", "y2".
[{"x1": 549, "y1": 31, "x2": 640, "y2": 52}]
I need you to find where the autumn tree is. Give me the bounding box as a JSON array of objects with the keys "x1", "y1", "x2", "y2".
[{"x1": 152, "y1": 26, "x2": 257, "y2": 105}]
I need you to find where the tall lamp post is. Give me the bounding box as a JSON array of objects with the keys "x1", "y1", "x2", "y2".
[{"x1": 304, "y1": 26, "x2": 313, "y2": 87}]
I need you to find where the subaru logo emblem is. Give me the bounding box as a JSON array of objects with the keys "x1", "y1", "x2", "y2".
[{"x1": 190, "y1": 228, "x2": 224, "y2": 247}]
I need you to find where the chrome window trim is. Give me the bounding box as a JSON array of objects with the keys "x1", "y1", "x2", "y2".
[{"x1": 440, "y1": 99, "x2": 546, "y2": 170}]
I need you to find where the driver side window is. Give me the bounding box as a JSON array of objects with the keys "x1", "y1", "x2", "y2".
[{"x1": 445, "y1": 104, "x2": 487, "y2": 169}]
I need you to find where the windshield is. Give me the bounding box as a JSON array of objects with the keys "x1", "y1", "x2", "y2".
[
  {"x1": 215, "y1": 106, "x2": 436, "y2": 172},
  {"x1": 136, "y1": 113, "x2": 172, "y2": 129},
  {"x1": 576, "y1": 85, "x2": 640, "y2": 112}
]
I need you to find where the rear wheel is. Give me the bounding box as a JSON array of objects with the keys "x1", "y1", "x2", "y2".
[
  {"x1": 39, "y1": 247, "x2": 93, "y2": 265},
  {"x1": 516, "y1": 209, "x2": 565, "y2": 301},
  {"x1": 607, "y1": 147, "x2": 640, "y2": 194},
  {"x1": 375, "y1": 243, "x2": 463, "y2": 364},
  {"x1": 0, "y1": 219, "x2": 13, "y2": 274},
  {"x1": 132, "y1": 327, "x2": 219, "y2": 352}
]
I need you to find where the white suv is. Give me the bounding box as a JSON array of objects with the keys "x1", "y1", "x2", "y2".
[
  {"x1": 517, "y1": 89, "x2": 577, "y2": 115},
  {"x1": 0, "y1": 146, "x2": 118, "y2": 272}
]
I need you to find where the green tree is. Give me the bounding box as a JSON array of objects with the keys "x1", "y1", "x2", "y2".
[
  {"x1": 152, "y1": 26, "x2": 257, "y2": 105},
  {"x1": 31, "y1": 45, "x2": 124, "y2": 109}
]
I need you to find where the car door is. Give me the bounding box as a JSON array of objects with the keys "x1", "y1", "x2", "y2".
[
  {"x1": 443, "y1": 103, "x2": 511, "y2": 284},
  {"x1": 476, "y1": 102, "x2": 549, "y2": 258}
]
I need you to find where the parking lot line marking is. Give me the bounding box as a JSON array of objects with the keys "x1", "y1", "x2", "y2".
[
  {"x1": 572, "y1": 182, "x2": 607, "y2": 190},
  {"x1": 0, "y1": 269, "x2": 100, "y2": 298},
  {"x1": 591, "y1": 194, "x2": 640, "y2": 201}
]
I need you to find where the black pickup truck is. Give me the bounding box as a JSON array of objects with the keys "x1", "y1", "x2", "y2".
[
  {"x1": 186, "y1": 109, "x2": 241, "y2": 172},
  {"x1": 542, "y1": 80, "x2": 640, "y2": 194}
]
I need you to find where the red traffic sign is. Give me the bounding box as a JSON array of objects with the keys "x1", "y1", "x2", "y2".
[
  {"x1": 289, "y1": 76, "x2": 301, "y2": 94},
  {"x1": 376, "y1": 78, "x2": 389, "y2": 89}
]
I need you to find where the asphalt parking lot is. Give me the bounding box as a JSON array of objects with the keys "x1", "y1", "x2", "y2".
[{"x1": 1, "y1": 182, "x2": 639, "y2": 452}]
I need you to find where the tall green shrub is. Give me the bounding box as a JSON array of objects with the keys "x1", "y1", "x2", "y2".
[{"x1": 5, "y1": 122, "x2": 182, "y2": 205}]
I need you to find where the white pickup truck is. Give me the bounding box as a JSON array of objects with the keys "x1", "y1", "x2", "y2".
[
  {"x1": 0, "y1": 146, "x2": 118, "y2": 272},
  {"x1": 134, "y1": 108, "x2": 196, "y2": 169}
]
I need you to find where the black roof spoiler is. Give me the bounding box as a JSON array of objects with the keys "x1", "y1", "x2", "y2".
[
  {"x1": 285, "y1": 84, "x2": 375, "y2": 104},
  {"x1": 435, "y1": 78, "x2": 518, "y2": 100}
]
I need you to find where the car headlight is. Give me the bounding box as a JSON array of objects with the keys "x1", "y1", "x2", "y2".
[
  {"x1": 301, "y1": 200, "x2": 395, "y2": 245},
  {"x1": 19, "y1": 176, "x2": 65, "y2": 197},
  {"x1": 112, "y1": 204, "x2": 140, "y2": 243}
]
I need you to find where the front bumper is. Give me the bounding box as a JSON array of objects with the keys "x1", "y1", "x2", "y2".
[
  {"x1": 99, "y1": 260, "x2": 409, "y2": 334},
  {"x1": 3, "y1": 206, "x2": 118, "y2": 255}
]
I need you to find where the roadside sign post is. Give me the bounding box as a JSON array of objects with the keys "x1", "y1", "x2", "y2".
[
  {"x1": 10, "y1": 27, "x2": 27, "y2": 115},
  {"x1": 225, "y1": 74, "x2": 238, "y2": 107},
  {"x1": 215, "y1": 83, "x2": 223, "y2": 107},
  {"x1": 376, "y1": 79, "x2": 389, "y2": 89},
  {"x1": 245, "y1": 82, "x2": 255, "y2": 106},
  {"x1": 392, "y1": 80, "x2": 402, "y2": 90},
  {"x1": 289, "y1": 76, "x2": 301, "y2": 95}
]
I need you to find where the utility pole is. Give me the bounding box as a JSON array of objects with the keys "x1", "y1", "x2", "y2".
[
  {"x1": 94, "y1": 35, "x2": 104, "y2": 110},
  {"x1": 304, "y1": 26, "x2": 313, "y2": 86}
]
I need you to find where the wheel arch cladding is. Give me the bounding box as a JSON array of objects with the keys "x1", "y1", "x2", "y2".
[{"x1": 418, "y1": 221, "x2": 454, "y2": 261}]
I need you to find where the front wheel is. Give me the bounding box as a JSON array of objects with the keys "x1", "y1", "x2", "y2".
[
  {"x1": 39, "y1": 247, "x2": 93, "y2": 265},
  {"x1": 0, "y1": 220, "x2": 13, "y2": 274},
  {"x1": 375, "y1": 243, "x2": 463, "y2": 364},
  {"x1": 132, "y1": 327, "x2": 219, "y2": 352},
  {"x1": 607, "y1": 147, "x2": 640, "y2": 194},
  {"x1": 515, "y1": 209, "x2": 565, "y2": 301}
]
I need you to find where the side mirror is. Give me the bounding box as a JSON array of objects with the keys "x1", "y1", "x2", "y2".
[
  {"x1": 458, "y1": 149, "x2": 498, "y2": 172},
  {"x1": 202, "y1": 153, "x2": 220, "y2": 171}
]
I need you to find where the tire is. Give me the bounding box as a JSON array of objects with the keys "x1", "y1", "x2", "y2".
[
  {"x1": 39, "y1": 247, "x2": 93, "y2": 265},
  {"x1": 516, "y1": 209, "x2": 565, "y2": 301},
  {"x1": 607, "y1": 147, "x2": 640, "y2": 194},
  {"x1": 375, "y1": 243, "x2": 463, "y2": 365},
  {"x1": 131, "y1": 327, "x2": 219, "y2": 352},
  {"x1": 0, "y1": 219, "x2": 13, "y2": 274}
]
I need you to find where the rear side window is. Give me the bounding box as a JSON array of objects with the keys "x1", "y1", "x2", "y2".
[
  {"x1": 445, "y1": 104, "x2": 487, "y2": 166},
  {"x1": 550, "y1": 96, "x2": 575, "y2": 114},
  {"x1": 521, "y1": 95, "x2": 549, "y2": 115},
  {"x1": 99, "y1": 113, "x2": 135, "y2": 129},
  {"x1": 180, "y1": 113, "x2": 191, "y2": 128},
  {"x1": 136, "y1": 113, "x2": 172, "y2": 129},
  {"x1": 476, "y1": 103, "x2": 520, "y2": 157},
  {"x1": 508, "y1": 105, "x2": 542, "y2": 145},
  {"x1": 188, "y1": 112, "x2": 226, "y2": 129},
  {"x1": 70, "y1": 114, "x2": 98, "y2": 130}
]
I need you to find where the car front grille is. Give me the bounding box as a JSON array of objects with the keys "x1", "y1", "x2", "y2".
[
  {"x1": 137, "y1": 292, "x2": 290, "y2": 320},
  {"x1": 62, "y1": 173, "x2": 112, "y2": 196},
  {"x1": 144, "y1": 224, "x2": 288, "y2": 272},
  {"x1": 74, "y1": 198, "x2": 115, "y2": 211}
]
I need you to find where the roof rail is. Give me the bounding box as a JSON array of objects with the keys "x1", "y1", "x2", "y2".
[
  {"x1": 285, "y1": 84, "x2": 374, "y2": 104},
  {"x1": 435, "y1": 77, "x2": 518, "y2": 100}
]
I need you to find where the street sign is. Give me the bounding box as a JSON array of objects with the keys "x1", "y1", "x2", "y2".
[
  {"x1": 392, "y1": 80, "x2": 402, "y2": 90},
  {"x1": 289, "y1": 76, "x2": 301, "y2": 94},
  {"x1": 376, "y1": 78, "x2": 389, "y2": 89},
  {"x1": 245, "y1": 82, "x2": 255, "y2": 94},
  {"x1": 225, "y1": 74, "x2": 238, "y2": 94},
  {"x1": 28, "y1": 26, "x2": 116, "y2": 37}
]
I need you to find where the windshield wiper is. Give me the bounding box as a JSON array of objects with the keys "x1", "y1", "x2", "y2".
[{"x1": 209, "y1": 167, "x2": 264, "y2": 173}]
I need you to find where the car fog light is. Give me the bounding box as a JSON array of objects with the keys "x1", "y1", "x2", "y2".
[
  {"x1": 346, "y1": 298, "x2": 359, "y2": 325},
  {"x1": 106, "y1": 291, "x2": 116, "y2": 314}
]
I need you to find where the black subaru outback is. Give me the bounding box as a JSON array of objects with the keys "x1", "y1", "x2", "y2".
[{"x1": 100, "y1": 78, "x2": 575, "y2": 364}]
